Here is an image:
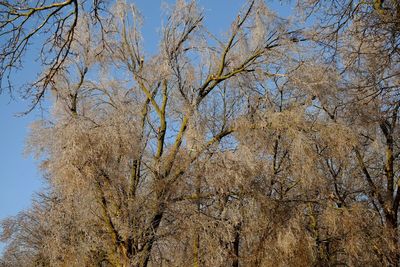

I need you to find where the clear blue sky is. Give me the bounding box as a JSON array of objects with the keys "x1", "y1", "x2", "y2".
[{"x1": 0, "y1": 0, "x2": 290, "y2": 252}]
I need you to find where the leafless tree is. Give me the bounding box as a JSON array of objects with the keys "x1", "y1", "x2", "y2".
[{"x1": 0, "y1": 0, "x2": 108, "y2": 110}]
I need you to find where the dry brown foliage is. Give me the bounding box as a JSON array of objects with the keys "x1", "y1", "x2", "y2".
[{"x1": 1, "y1": 0, "x2": 400, "y2": 266}]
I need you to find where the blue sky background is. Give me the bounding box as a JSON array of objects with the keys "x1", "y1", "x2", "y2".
[{"x1": 0, "y1": 0, "x2": 291, "y2": 253}]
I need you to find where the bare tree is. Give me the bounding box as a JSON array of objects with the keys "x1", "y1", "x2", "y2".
[{"x1": 0, "y1": 0, "x2": 108, "y2": 110}]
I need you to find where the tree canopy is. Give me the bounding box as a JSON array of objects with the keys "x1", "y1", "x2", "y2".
[{"x1": 1, "y1": 0, "x2": 400, "y2": 266}]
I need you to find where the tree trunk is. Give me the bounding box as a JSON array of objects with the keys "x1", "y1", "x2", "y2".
[
  {"x1": 141, "y1": 209, "x2": 164, "y2": 267},
  {"x1": 232, "y1": 223, "x2": 241, "y2": 267}
]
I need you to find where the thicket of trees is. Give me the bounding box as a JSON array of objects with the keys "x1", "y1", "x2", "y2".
[{"x1": 1, "y1": 0, "x2": 400, "y2": 266}]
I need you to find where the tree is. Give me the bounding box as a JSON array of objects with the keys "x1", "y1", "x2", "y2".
[
  {"x1": 0, "y1": 0, "x2": 106, "y2": 110},
  {"x1": 2, "y1": 0, "x2": 400, "y2": 266},
  {"x1": 2, "y1": 0, "x2": 304, "y2": 266},
  {"x1": 297, "y1": 0, "x2": 400, "y2": 265}
]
